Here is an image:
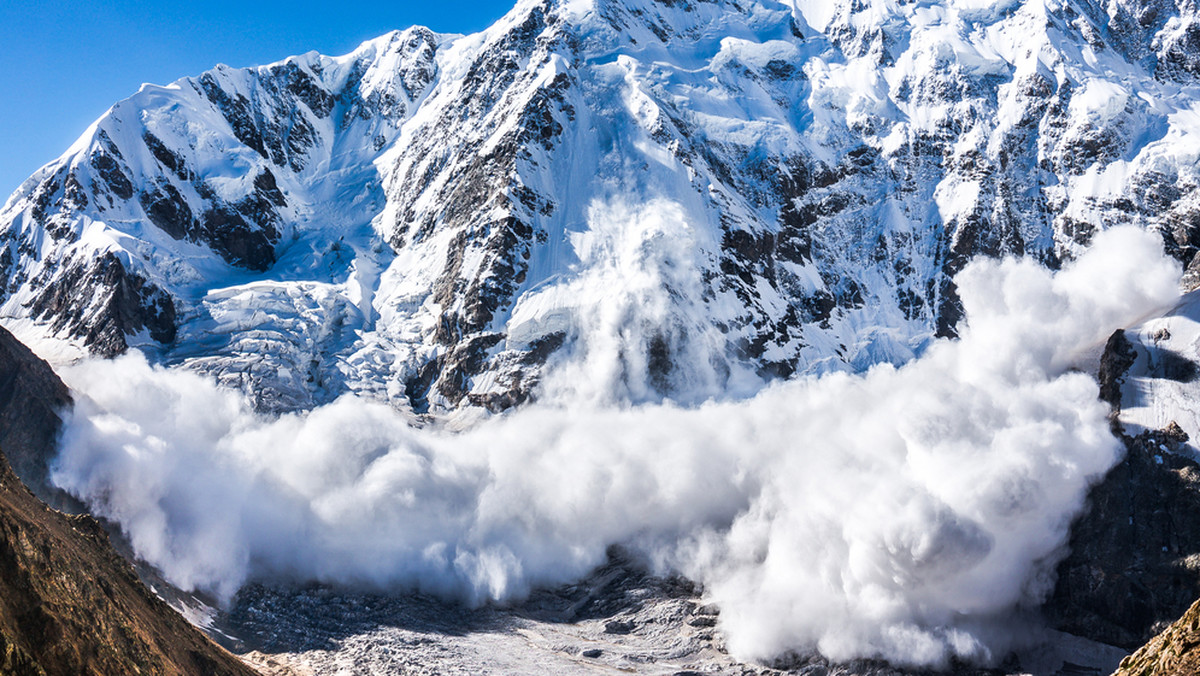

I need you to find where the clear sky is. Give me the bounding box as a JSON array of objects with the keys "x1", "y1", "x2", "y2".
[{"x1": 0, "y1": 1, "x2": 515, "y2": 199}]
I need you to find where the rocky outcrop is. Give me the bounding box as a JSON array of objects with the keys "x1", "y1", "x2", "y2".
[
  {"x1": 1048, "y1": 321, "x2": 1200, "y2": 650},
  {"x1": 1046, "y1": 423, "x2": 1200, "y2": 650},
  {"x1": 0, "y1": 326, "x2": 72, "y2": 506},
  {"x1": 1110, "y1": 597, "x2": 1200, "y2": 676},
  {"x1": 0, "y1": 445, "x2": 259, "y2": 676},
  {"x1": 27, "y1": 251, "x2": 177, "y2": 358},
  {"x1": 1099, "y1": 329, "x2": 1139, "y2": 409},
  {"x1": 0, "y1": 325, "x2": 258, "y2": 675}
]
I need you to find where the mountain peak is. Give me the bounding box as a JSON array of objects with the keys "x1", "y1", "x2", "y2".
[{"x1": 0, "y1": 0, "x2": 1198, "y2": 414}]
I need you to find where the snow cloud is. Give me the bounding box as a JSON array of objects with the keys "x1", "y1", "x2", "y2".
[{"x1": 52, "y1": 226, "x2": 1180, "y2": 667}]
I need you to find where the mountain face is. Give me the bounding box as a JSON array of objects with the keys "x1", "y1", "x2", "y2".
[
  {"x1": 3, "y1": 0, "x2": 1199, "y2": 415},
  {"x1": 0, "y1": 324, "x2": 255, "y2": 676},
  {"x1": 7, "y1": 1, "x2": 1200, "y2": 673}
]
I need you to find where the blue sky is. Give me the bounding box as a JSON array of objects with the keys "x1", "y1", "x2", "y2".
[{"x1": 0, "y1": 1, "x2": 514, "y2": 198}]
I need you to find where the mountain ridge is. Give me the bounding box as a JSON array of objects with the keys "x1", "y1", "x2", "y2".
[{"x1": 4, "y1": 0, "x2": 1198, "y2": 417}]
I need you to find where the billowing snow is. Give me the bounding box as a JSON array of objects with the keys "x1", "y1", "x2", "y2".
[{"x1": 54, "y1": 227, "x2": 1180, "y2": 667}]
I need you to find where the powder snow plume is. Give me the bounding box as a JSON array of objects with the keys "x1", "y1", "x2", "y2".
[{"x1": 53, "y1": 226, "x2": 1179, "y2": 667}]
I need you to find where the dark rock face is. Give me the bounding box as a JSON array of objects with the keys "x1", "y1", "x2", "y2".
[
  {"x1": 193, "y1": 63, "x2": 328, "y2": 174},
  {"x1": 1099, "y1": 329, "x2": 1139, "y2": 408},
  {"x1": 1157, "y1": 16, "x2": 1200, "y2": 81},
  {"x1": 27, "y1": 252, "x2": 177, "y2": 357},
  {"x1": 133, "y1": 165, "x2": 282, "y2": 273},
  {"x1": 0, "y1": 326, "x2": 72, "y2": 507},
  {"x1": 1049, "y1": 323, "x2": 1200, "y2": 651},
  {"x1": 89, "y1": 140, "x2": 135, "y2": 202},
  {"x1": 1111, "y1": 596, "x2": 1200, "y2": 676},
  {"x1": 0, "y1": 328, "x2": 254, "y2": 676},
  {"x1": 1046, "y1": 423, "x2": 1200, "y2": 650}
]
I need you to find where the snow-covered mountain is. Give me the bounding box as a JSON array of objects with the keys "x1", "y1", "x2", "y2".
[{"x1": 2, "y1": 0, "x2": 1200, "y2": 415}]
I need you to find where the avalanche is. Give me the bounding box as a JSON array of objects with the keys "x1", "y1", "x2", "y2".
[{"x1": 53, "y1": 227, "x2": 1180, "y2": 666}]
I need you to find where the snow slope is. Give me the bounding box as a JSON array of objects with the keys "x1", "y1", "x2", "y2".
[{"x1": 1115, "y1": 289, "x2": 1200, "y2": 453}]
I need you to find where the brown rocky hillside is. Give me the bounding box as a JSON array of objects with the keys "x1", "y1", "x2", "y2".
[
  {"x1": 1111, "y1": 597, "x2": 1200, "y2": 676},
  {"x1": 0, "y1": 445, "x2": 259, "y2": 676}
]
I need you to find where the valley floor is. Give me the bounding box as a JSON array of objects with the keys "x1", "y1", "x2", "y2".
[{"x1": 206, "y1": 552, "x2": 1128, "y2": 676}]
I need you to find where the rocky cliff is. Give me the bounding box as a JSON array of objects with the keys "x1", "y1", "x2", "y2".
[
  {"x1": 0, "y1": 447, "x2": 259, "y2": 676},
  {"x1": 1047, "y1": 420, "x2": 1200, "y2": 650},
  {"x1": 0, "y1": 326, "x2": 72, "y2": 508},
  {"x1": 1044, "y1": 293, "x2": 1200, "y2": 664}
]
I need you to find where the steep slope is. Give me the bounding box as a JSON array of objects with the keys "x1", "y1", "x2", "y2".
[
  {"x1": 3, "y1": 0, "x2": 1199, "y2": 415},
  {"x1": 1043, "y1": 291, "x2": 1200, "y2": 652},
  {"x1": 0, "y1": 27, "x2": 439, "y2": 411},
  {"x1": 0, "y1": 448, "x2": 260, "y2": 676},
  {"x1": 1047, "y1": 420, "x2": 1200, "y2": 650},
  {"x1": 0, "y1": 325, "x2": 71, "y2": 507},
  {"x1": 1110, "y1": 597, "x2": 1200, "y2": 676}
]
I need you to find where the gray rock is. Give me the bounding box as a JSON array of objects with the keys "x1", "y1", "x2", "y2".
[{"x1": 0, "y1": 324, "x2": 75, "y2": 509}]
